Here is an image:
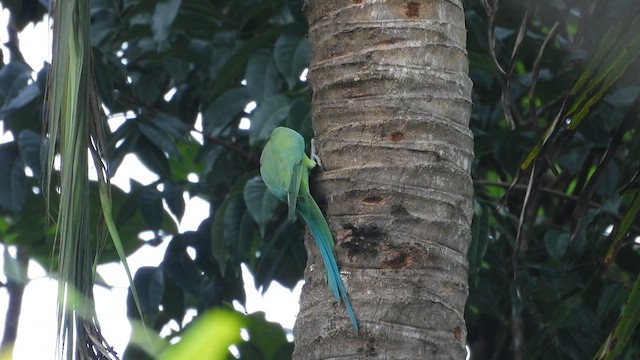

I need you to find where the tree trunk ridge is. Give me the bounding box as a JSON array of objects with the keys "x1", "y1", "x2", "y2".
[{"x1": 294, "y1": 0, "x2": 473, "y2": 359}]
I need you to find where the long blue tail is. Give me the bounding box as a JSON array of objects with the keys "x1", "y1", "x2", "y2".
[{"x1": 297, "y1": 195, "x2": 358, "y2": 331}]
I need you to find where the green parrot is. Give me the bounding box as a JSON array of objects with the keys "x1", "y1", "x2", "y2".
[{"x1": 260, "y1": 126, "x2": 358, "y2": 331}]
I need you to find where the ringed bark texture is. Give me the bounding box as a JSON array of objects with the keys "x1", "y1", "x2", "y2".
[{"x1": 293, "y1": 0, "x2": 473, "y2": 359}]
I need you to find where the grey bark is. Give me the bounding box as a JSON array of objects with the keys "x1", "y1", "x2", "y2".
[{"x1": 294, "y1": 1, "x2": 473, "y2": 359}]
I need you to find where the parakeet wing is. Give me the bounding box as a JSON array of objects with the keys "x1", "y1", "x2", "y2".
[
  {"x1": 288, "y1": 161, "x2": 302, "y2": 220},
  {"x1": 260, "y1": 127, "x2": 305, "y2": 201}
]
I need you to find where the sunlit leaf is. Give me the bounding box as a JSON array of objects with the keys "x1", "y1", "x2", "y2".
[{"x1": 158, "y1": 309, "x2": 243, "y2": 360}]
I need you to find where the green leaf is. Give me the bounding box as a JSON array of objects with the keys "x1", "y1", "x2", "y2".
[
  {"x1": 286, "y1": 98, "x2": 312, "y2": 140},
  {"x1": 245, "y1": 50, "x2": 282, "y2": 102},
  {"x1": 110, "y1": 129, "x2": 140, "y2": 175},
  {"x1": 163, "y1": 57, "x2": 192, "y2": 82},
  {"x1": 3, "y1": 247, "x2": 28, "y2": 286},
  {"x1": 162, "y1": 238, "x2": 202, "y2": 297},
  {"x1": 543, "y1": 229, "x2": 570, "y2": 261},
  {"x1": 138, "y1": 186, "x2": 164, "y2": 231},
  {"x1": 604, "y1": 192, "x2": 640, "y2": 264},
  {"x1": 596, "y1": 273, "x2": 640, "y2": 359},
  {"x1": 210, "y1": 24, "x2": 301, "y2": 97},
  {"x1": 17, "y1": 129, "x2": 45, "y2": 178},
  {"x1": 163, "y1": 182, "x2": 185, "y2": 221},
  {"x1": 236, "y1": 312, "x2": 292, "y2": 360},
  {"x1": 223, "y1": 196, "x2": 246, "y2": 257},
  {"x1": 274, "y1": 35, "x2": 309, "y2": 89},
  {"x1": 237, "y1": 212, "x2": 256, "y2": 263},
  {"x1": 211, "y1": 174, "x2": 255, "y2": 274},
  {"x1": 0, "y1": 82, "x2": 40, "y2": 116},
  {"x1": 203, "y1": 87, "x2": 252, "y2": 136},
  {"x1": 273, "y1": 35, "x2": 309, "y2": 90},
  {"x1": 0, "y1": 144, "x2": 26, "y2": 213},
  {"x1": 162, "y1": 276, "x2": 186, "y2": 324},
  {"x1": 252, "y1": 218, "x2": 303, "y2": 290},
  {"x1": 138, "y1": 119, "x2": 181, "y2": 158},
  {"x1": 158, "y1": 309, "x2": 243, "y2": 360},
  {"x1": 135, "y1": 136, "x2": 172, "y2": 179},
  {"x1": 133, "y1": 267, "x2": 165, "y2": 316},
  {"x1": 0, "y1": 62, "x2": 32, "y2": 99},
  {"x1": 469, "y1": 208, "x2": 490, "y2": 285},
  {"x1": 243, "y1": 176, "x2": 279, "y2": 237},
  {"x1": 152, "y1": 0, "x2": 183, "y2": 48},
  {"x1": 154, "y1": 113, "x2": 188, "y2": 139},
  {"x1": 249, "y1": 95, "x2": 292, "y2": 147}
]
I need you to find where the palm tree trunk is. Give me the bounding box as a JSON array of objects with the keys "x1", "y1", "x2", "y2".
[{"x1": 294, "y1": 1, "x2": 473, "y2": 358}]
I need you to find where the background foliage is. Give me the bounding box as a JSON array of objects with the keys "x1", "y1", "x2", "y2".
[{"x1": 0, "y1": 0, "x2": 638, "y2": 359}]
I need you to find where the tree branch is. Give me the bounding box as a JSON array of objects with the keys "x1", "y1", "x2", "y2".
[
  {"x1": 475, "y1": 180, "x2": 640, "y2": 234},
  {"x1": 6, "y1": 17, "x2": 26, "y2": 64},
  {"x1": 0, "y1": 246, "x2": 29, "y2": 353}
]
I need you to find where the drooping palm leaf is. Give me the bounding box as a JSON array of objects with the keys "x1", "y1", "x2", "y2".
[
  {"x1": 503, "y1": 11, "x2": 640, "y2": 255},
  {"x1": 45, "y1": 0, "x2": 143, "y2": 359},
  {"x1": 520, "y1": 13, "x2": 640, "y2": 172},
  {"x1": 497, "y1": 8, "x2": 640, "y2": 357},
  {"x1": 595, "y1": 268, "x2": 640, "y2": 360}
]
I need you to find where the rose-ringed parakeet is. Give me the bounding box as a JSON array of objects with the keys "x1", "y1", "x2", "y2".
[{"x1": 260, "y1": 127, "x2": 358, "y2": 331}]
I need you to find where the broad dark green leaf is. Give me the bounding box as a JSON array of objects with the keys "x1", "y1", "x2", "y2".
[
  {"x1": 274, "y1": 35, "x2": 309, "y2": 89},
  {"x1": 0, "y1": 82, "x2": 39, "y2": 116},
  {"x1": 138, "y1": 120, "x2": 181, "y2": 158},
  {"x1": 17, "y1": 129, "x2": 45, "y2": 178},
  {"x1": 285, "y1": 98, "x2": 312, "y2": 139},
  {"x1": 162, "y1": 276, "x2": 186, "y2": 324},
  {"x1": 249, "y1": 95, "x2": 292, "y2": 147},
  {"x1": 223, "y1": 196, "x2": 246, "y2": 257},
  {"x1": 237, "y1": 212, "x2": 256, "y2": 263},
  {"x1": 162, "y1": 237, "x2": 202, "y2": 297},
  {"x1": 135, "y1": 136, "x2": 172, "y2": 179},
  {"x1": 133, "y1": 267, "x2": 165, "y2": 316},
  {"x1": 210, "y1": 24, "x2": 301, "y2": 97},
  {"x1": 163, "y1": 182, "x2": 185, "y2": 221},
  {"x1": 138, "y1": 186, "x2": 165, "y2": 231},
  {"x1": 243, "y1": 176, "x2": 280, "y2": 237},
  {"x1": 211, "y1": 191, "x2": 240, "y2": 275},
  {"x1": 203, "y1": 87, "x2": 252, "y2": 136},
  {"x1": 163, "y1": 57, "x2": 192, "y2": 82},
  {"x1": 0, "y1": 144, "x2": 26, "y2": 213},
  {"x1": 235, "y1": 312, "x2": 292, "y2": 360},
  {"x1": 543, "y1": 229, "x2": 570, "y2": 261},
  {"x1": 154, "y1": 113, "x2": 188, "y2": 139},
  {"x1": 252, "y1": 218, "x2": 302, "y2": 290},
  {"x1": 0, "y1": 61, "x2": 32, "y2": 100},
  {"x1": 152, "y1": 0, "x2": 183, "y2": 48},
  {"x1": 245, "y1": 50, "x2": 282, "y2": 102},
  {"x1": 1, "y1": 0, "x2": 46, "y2": 30}
]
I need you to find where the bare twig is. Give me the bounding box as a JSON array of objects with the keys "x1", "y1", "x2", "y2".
[
  {"x1": 475, "y1": 180, "x2": 640, "y2": 234},
  {"x1": 526, "y1": 22, "x2": 560, "y2": 128}
]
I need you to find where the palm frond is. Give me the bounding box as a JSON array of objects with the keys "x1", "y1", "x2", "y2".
[{"x1": 45, "y1": 0, "x2": 143, "y2": 359}]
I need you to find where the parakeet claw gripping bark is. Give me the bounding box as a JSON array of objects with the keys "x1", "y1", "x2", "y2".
[
  {"x1": 310, "y1": 138, "x2": 324, "y2": 170},
  {"x1": 260, "y1": 127, "x2": 359, "y2": 331}
]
